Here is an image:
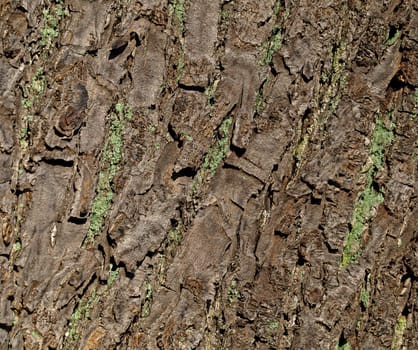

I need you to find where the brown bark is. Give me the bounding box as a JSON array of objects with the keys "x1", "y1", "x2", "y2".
[{"x1": 0, "y1": 0, "x2": 417, "y2": 349}]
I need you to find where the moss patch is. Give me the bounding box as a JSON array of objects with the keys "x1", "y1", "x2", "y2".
[
  {"x1": 85, "y1": 102, "x2": 132, "y2": 243},
  {"x1": 66, "y1": 289, "x2": 99, "y2": 342},
  {"x1": 40, "y1": 1, "x2": 68, "y2": 49},
  {"x1": 341, "y1": 115, "x2": 394, "y2": 267},
  {"x1": 391, "y1": 315, "x2": 407, "y2": 350},
  {"x1": 192, "y1": 117, "x2": 232, "y2": 195}
]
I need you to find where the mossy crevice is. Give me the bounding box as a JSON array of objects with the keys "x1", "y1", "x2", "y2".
[
  {"x1": 258, "y1": 1, "x2": 289, "y2": 66},
  {"x1": 192, "y1": 117, "x2": 232, "y2": 195},
  {"x1": 40, "y1": 1, "x2": 69, "y2": 49},
  {"x1": 65, "y1": 289, "x2": 99, "y2": 343},
  {"x1": 341, "y1": 115, "x2": 395, "y2": 267},
  {"x1": 391, "y1": 315, "x2": 407, "y2": 350},
  {"x1": 85, "y1": 102, "x2": 132, "y2": 243}
]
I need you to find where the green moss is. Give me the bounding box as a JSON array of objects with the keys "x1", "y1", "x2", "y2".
[
  {"x1": 107, "y1": 264, "x2": 119, "y2": 287},
  {"x1": 259, "y1": 29, "x2": 282, "y2": 66},
  {"x1": 192, "y1": 117, "x2": 232, "y2": 195},
  {"x1": 255, "y1": 87, "x2": 267, "y2": 114},
  {"x1": 336, "y1": 342, "x2": 351, "y2": 350},
  {"x1": 341, "y1": 116, "x2": 394, "y2": 267},
  {"x1": 370, "y1": 118, "x2": 395, "y2": 169},
  {"x1": 205, "y1": 80, "x2": 219, "y2": 107},
  {"x1": 202, "y1": 117, "x2": 232, "y2": 177},
  {"x1": 12, "y1": 241, "x2": 21, "y2": 253},
  {"x1": 20, "y1": 68, "x2": 45, "y2": 149},
  {"x1": 169, "y1": 0, "x2": 187, "y2": 34},
  {"x1": 360, "y1": 272, "x2": 371, "y2": 308},
  {"x1": 391, "y1": 315, "x2": 407, "y2": 350},
  {"x1": 221, "y1": 9, "x2": 230, "y2": 22},
  {"x1": 40, "y1": 2, "x2": 68, "y2": 48},
  {"x1": 385, "y1": 27, "x2": 400, "y2": 46},
  {"x1": 141, "y1": 281, "x2": 153, "y2": 318},
  {"x1": 259, "y1": 2, "x2": 288, "y2": 66},
  {"x1": 412, "y1": 88, "x2": 418, "y2": 119},
  {"x1": 67, "y1": 290, "x2": 99, "y2": 341},
  {"x1": 321, "y1": 42, "x2": 348, "y2": 117},
  {"x1": 167, "y1": 222, "x2": 183, "y2": 248},
  {"x1": 31, "y1": 330, "x2": 40, "y2": 339},
  {"x1": 157, "y1": 222, "x2": 185, "y2": 285},
  {"x1": 268, "y1": 321, "x2": 279, "y2": 330},
  {"x1": 227, "y1": 279, "x2": 240, "y2": 303},
  {"x1": 360, "y1": 288, "x2": 369, "y2": 307},
  {"x1": 86, "y1": 103, "x2": 132, "y2": 242}
]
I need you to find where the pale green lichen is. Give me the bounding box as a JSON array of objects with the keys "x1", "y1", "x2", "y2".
[
  {"x1": 227, "y1": 279, "x2": 240, "y2": 304},
  {"x1": 107, "y1": 264, "x2": 119, "y2": 287},
  {"x1": 141, "y1": 281, "x2": 153, "y2": 318},
  {"x1": 86, "y1": 103, "x2": 132, "y2": 242},
  {"x1": 192, "y1": 117, "x2": 232, "y2": 195},
  {"x1": 341, "y1": 116, "x2": 394, "y2": 267},
  {"x1": 66, "y1": 290, "x2": 99, "y2": 341},
  {"x1": 336, "y1": 342, "x2": 351, "y2": 350},
  {"x1": 391, "y1": 315, "x2": 407, "y2": 350},
  {"x1": 169, "y1": 0, "x2": 187, "y2": 33},
  {"x1": 259, "y1": 29, "x2": 282, "y2": 66},
  {"x1": 40, "y1": 1, "x2": 68, "y2": 49},
  {"x1": 385, "y1": 27, "x2": 400, "y2": 46},
  {"x1": 12, "y1": 241, "x2": 21, "y2": 253}
]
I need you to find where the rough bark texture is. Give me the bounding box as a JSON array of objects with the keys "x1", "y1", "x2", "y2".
[{"x1": 0, "y1": 0, "x2": 417, "y2": 349}]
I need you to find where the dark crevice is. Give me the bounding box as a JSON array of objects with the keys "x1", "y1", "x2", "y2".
[
  {"x1": 172, "y1": 167, "x2": 196, "y2": 180},
  {"x1": 42, "y1": 157, "x2": 74, "y2": 167},
  {"x1": 107, "y1": 230, "x2": 117, "y2": 248},
  {"x1": 270, "y1": 63, "x2": 278, "y2": 76},
  {"x1": 386, "y1": 25, "x2": 398, "y2": 42},
  {"x1": 131, "y1": 31, "x2": 141, "y2": 47},
  {"x1": 86, "y1": 48, "x2": 98, "y2": 56},
  {"x1": 97, "y1": 244, "x2": 106, "y2": 267},
  {"x1": 68, "y1": 216, "x2": 87, "y2": 224},
  {"x1": 109, "y1": 41, "x2": 128, "y2": 60},
  {"x1": 310, "y1": 194, "x2": 322, "y2": 205},
  {"x1": 127, "y1": 70, "x2": 133, "y2": 83},
  {"x1": 222, "y1": 162, "x2": 240, "y2": 171},
  {"x1": 13, "y1": 187, "x2": 32, "y2": 196},
  {"x1": 109, "y1": 255, "x2": 119, "y2": 271},
  {"x1": 401, "y1": 261, "x2": 418, "y2": 281},
  {"x1": 324, "y1": 240, "x2": 338, "y2": 254},
  {"x1": 118, "y1": 261, "x2": 135, "y2": 279},
  {"x1": 230, "y1": 143, "x2": 246, "y2": 157},
  {"x1": 76, "y1": 272, "x2": 98, "y2": 300},
  {"x1": 177, "y1": 83, "x2": 206, "y2": 93},
  {"x1": 16, "y1": 5, "x2": 28, "y2": 13},
  {"x1": 274, "y1": 229, "x2": 290, "y2": 238},
  {"x1": 401, "y1": 304, "x2": 410, "y2": 317},
  {"x1": 0, "y1": 323, "x2": 13, "y2": 332},
  {"x1": 168, "y1": 123, "x2": 181, "y2": 146},
  {"x1": 296, "y1": 248, "x2": 307, "y2": 266},
  {"x1": 337, "y1": 332, "x2": 349, "y2": 347},
  {"x1": 388, "y1": 72, "x2": 408, "y2": 91},
  {"x1": 327, "y1": 178, "x2": 349, "y2": 192}
]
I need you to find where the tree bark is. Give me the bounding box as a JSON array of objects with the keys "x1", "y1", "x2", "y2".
[{"x1": 0, "y1": 0, "x2": 417, "y2": 349}]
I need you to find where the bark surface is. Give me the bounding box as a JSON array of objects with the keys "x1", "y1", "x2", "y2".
[{"x1": 0, "y1": 0, "x2": 417, "y2": 349}]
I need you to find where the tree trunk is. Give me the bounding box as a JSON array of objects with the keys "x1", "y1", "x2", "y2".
[{"x1": 0, "y1": 0, "x2": 417, "y2": 349}]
